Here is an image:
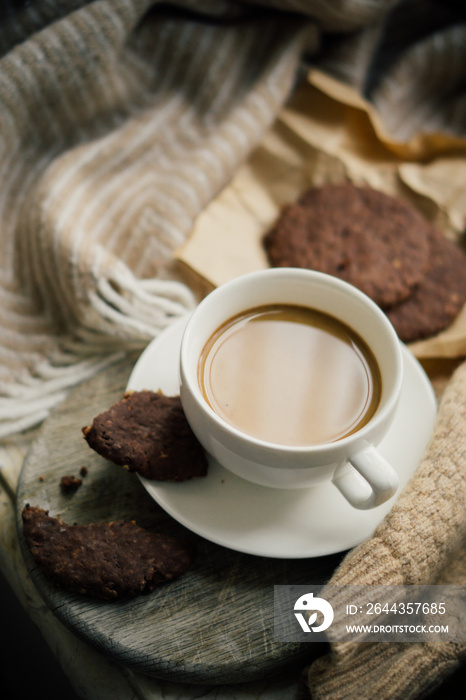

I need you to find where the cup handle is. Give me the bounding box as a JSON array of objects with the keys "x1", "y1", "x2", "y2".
[{"x1": 331, "y1": 446, "x2": 399, "y2": 510}]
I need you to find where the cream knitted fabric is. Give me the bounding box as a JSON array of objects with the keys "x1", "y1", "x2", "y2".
[{"x1": 304, "y1": 360, "x2": 466, "y2": 699}]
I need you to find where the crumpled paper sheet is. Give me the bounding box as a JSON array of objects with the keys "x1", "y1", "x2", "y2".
[{"x1": 176, "y1": 69, "x2": 466, "y2": 360}]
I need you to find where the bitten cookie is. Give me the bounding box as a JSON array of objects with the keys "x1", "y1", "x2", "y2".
[
  {"x1": 263, "y1": 183, "x2": 432, "y2": 308},
  {"x1": 82, "y1": 390, "x2": 208, "y2": 481},
  {"x1": 22, "y1": 505, "x2": 193, "y2": 600},
  {"x1": 386, "y1": 227, "x2": 466, "y2": 342}
]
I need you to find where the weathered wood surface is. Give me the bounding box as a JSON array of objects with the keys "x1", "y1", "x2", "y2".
[{"x1": 16, "y1": 354, "x2": 343, "y2": 684}]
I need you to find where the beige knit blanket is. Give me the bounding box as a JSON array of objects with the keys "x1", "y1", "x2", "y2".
[
  {"x1": 303, "y1": 359, "x2": 466, "y2": 699},
  {"x1": 0, "y1": 1, "x2": 465, "y2": 698}
]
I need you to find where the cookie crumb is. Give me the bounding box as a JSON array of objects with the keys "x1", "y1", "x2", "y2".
[{"x1": 60, "y1": 475, "x2": 82, "y2": 494}]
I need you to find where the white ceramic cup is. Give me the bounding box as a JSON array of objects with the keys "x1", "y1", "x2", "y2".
[{"x1": 180, "y1": 268, "x2": 403, "y2": 510}]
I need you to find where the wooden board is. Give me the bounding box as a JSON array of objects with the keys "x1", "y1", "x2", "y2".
[{"x1": 16, "y1": 354, "x2": 344, "y2": 684}]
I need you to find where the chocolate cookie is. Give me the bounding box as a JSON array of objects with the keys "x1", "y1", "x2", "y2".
[
  {"x1": 82, "y1": 390, "x2": 208, "y2": 481},
  {"x1": 22, "y1": 505, "x2": 193, "y2": 600},
  {"x1": 386, "y1": 227, "x2": 466, "y2": 342},
  {"x1": 263, "y1": 183, "x2": 432, "y2": 308}
]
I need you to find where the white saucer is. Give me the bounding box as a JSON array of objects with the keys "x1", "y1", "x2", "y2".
[{"x1": 127, "y1": 315, "x2": 437, "y2": 559}]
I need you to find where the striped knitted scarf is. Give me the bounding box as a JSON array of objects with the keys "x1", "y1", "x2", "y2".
[
  {"x1": 0, "y1": 1, "x2": 465, "y2": 698},
  {"x1": 0, "y1": 0, "x2": 307, "y2": 437}
]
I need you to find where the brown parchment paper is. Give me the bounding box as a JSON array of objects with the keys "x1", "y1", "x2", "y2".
[{"x1": 176, "y1": 69, "x2": 466, "y2": 360}]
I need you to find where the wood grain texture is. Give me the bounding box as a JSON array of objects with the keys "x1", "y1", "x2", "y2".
[{"x1": 16, "y1": 354, "x2": 343, "y2": 684}]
